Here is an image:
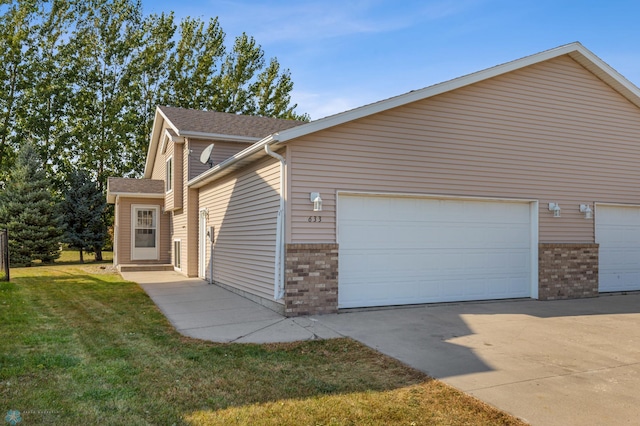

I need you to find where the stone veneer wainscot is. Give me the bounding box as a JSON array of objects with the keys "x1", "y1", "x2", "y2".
[
  {"x1": 284, "y1": 244, "x2": 338, "y2": 316},
  {"x1": 538, "y1": 243, "x2": 599, "y2": 300}
]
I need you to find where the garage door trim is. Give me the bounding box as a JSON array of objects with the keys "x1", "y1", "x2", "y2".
[
  {"x1": 336, "y1": 191, "x2": 539, "y2": 304},
  {"x1": 595, "y1": 202, "x2": 640, "y2": 293}
]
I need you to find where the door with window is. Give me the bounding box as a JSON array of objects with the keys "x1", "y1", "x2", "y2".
[{"x1": 131, "y1": 205, "x2": 159, "y2": 260}]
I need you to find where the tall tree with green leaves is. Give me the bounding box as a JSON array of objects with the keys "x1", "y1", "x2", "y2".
[
  {"x1": 69, "y1": 0, "x2": 144, "y2": 189},
  {"x1": 16, "y1": 0, "x2": 75, "y2": 182},
  {"x1": 0, "y1": 0, "x2": 39, "y2": 179},
  {"x1": 128, "y1": 11, "x2": 176, "y2": 174},
  {"x1": 0, "y1": 0, "x2": 308, "y2": 184},
  {"x1": 0, "y1": 141, "x2": 62, "y2": 266},
  {"x1": 59, "y1": 169, "x2": 107, "y2": 263}
]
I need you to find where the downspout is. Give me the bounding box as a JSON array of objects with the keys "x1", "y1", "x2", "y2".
[{"x1": 265, "y1": 140, "x2": 285, "y2": 300}]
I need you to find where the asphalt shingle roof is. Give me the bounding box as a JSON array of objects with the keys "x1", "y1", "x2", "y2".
[
  {"x1": 158, "y1": 106, "x2": 306, "y2": 139},
  {"x1": 107, "y1": 177, "x2": 164, "y2": 195}
]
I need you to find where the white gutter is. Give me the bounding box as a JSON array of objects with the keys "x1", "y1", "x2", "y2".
[{"x1": 264, "y1": 141, "x2": 286, "y2": 300}]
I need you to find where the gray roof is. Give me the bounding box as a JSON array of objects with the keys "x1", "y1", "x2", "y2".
[
  {"x1": 158, "y1": 106, "x2": 306, "y2": 139},
  {"x1": 106, "y1": 177, "x2": 164, "y2": 203}
]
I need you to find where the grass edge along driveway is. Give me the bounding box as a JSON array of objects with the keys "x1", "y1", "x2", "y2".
[{"x1": 0, "y1": 258, "x2": 526, "y2": 425}]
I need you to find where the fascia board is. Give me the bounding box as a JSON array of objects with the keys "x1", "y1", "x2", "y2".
[
  {"x1": 143, "y1": 108, "x2": 165, "y2": 178},
  {"x1": 176, "y1": 130, "x2": 259, "y2": 143},
  {"x1": 107, "y1": 192, "x2": 164, "y2": 204}
]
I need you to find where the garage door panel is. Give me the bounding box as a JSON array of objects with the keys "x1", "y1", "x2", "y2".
[
  {"x1": 596, "y1": 205, "x2": 640, "y2": 292},
  {"x1": 338, "y1": 195, "x2": 533, "y2": 309},
  {"x1": 341, "y1": 223, "x2": 530, "y2": 250}
]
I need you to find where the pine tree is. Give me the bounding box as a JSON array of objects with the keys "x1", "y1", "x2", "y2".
[
  {"x1": 0, "y1": 141, "x2": 62, "y2": 266},
  {"x1": 59, "y1": 169, "x2": 107, "y2": 263}
]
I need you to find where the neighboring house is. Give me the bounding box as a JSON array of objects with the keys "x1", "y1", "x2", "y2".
[{"x1": 108, "y1": 42, "x2": 640, "y2": 316}]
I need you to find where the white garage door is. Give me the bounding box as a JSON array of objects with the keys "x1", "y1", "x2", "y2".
[
  {"x1": 595, "y1": 205, "x2": 640, "y2": 292},
  {"x1": 338, "y1": 194, "x2": 533, "y2": 308}
]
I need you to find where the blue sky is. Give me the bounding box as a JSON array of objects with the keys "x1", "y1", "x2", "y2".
[{"x1": 141, "y1": 0, "x2": 640, "y2": 120}]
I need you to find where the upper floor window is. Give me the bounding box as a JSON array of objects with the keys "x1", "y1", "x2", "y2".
[{"x1": 166, "y1": 156, "x2": 173, "y2": 193}]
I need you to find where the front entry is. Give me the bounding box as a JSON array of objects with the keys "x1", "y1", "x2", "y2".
[{"x1": 131, "y1": 205, "x2": 159, "y2": 260}]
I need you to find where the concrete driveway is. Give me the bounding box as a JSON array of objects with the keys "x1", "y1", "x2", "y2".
[
  {"x1": 124, "y1": 271, "x2": 640, "y2": 425},
  {"x1": 318, "y1": 295, "x2": 640, "y2": 426}
]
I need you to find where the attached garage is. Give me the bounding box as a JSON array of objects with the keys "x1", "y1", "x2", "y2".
[
  {"x1": 595, "y1": 204, "x2": 640, "y2": 292},
  {"x1": 337, "y1": 194, "x2": 537, "y2": 308}
]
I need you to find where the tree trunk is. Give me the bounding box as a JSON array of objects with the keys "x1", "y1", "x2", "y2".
[
  {"x1": 79, "y1": 248, "x2": 84, "y2": 263},
  {"x1": 94, "y1": 246, "x2": 102, "y2": 261}
]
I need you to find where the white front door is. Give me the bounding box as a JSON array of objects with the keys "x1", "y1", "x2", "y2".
[
  {"x1": 596, "y1": 204, "x2": 640, "y2": 292},
  {"x1": 199, "y1": 209, "x2": 207, "y2": 278},
  {"x1": 131, "y1": 205, "x2": 159, "y2": 260}
]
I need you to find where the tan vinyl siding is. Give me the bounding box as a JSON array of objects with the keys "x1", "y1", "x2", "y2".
[
  {"x1": 199, "y1": 156, "x2": 280, "y2": 301},
  {"x1": 150, "y1": 121, "x2": 173, "y2": 180},
  {"x1": 189, "y1": 139, "x2": 253, "y2": 180},
  {"x1": 169, "y1": 140, "x2": 199, "y2": 276},
  {"x1": 163, "y1": 140, "x2": 174, "y2": 210},
  {"x1": 172, "y1": 142, "x2": 183, "y2": 210},
  {"x1": 114, "y1": 197, "x2": 170, "y2": 264},
  {"x1": 288, "y1": 55, "x2": 640, "y2": 244}
]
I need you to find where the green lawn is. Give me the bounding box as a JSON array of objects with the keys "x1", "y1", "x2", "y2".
[{"x1": 0, "y1": 257, "x2": 526, "y2": 425}]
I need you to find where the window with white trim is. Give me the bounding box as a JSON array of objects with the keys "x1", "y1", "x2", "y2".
[{"x1": 166, "y1": 156, "x2": 173, "y2": 192}]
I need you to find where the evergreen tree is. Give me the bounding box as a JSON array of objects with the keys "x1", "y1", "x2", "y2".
[
  {"x1": 59, "y1": 170, "x2": 107, "y2": 263},
  {"x1": 0, "y1": 141, "x2": 62, "y2": 266}
]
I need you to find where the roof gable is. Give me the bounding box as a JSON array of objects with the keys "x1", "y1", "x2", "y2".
[
  {"x1": 143, "y1": 107, "x2": 306, "y2": 178},
  {"x1": 274, "y1": 42, "x2": 640, "y2": 143},
  {"x1": 186, "y1": 42, "x2": 640, "y2": 189}
]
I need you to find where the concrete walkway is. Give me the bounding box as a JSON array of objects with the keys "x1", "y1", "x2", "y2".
[
  {"x1": 123, "y1": 271, "x2": 640, "y2": 425},
  {"x1": 121, "y1": 271, "x2": 341, "y2": 343}
]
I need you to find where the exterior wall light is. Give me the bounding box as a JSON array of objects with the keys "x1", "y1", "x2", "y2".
[
  {"x1": 580, "y1": 204, "x2": 593, "y2": 219},
  {"x1": 549, "y1": 202, "x2": 561, "y2": 218},
  {"x1": 310, "y1": 192, "x2": 322, "y2": 212}
]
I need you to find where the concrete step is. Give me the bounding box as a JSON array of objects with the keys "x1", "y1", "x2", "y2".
[{"x1": 118, "y1": 264, "x2": 174, "y2": 272}]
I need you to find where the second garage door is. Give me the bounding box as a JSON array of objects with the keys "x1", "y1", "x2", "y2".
[
  {"x1": 596, "y1": 204, "x2": 640, "y2": 292},
  {"x1": 338, "y1": 194, "x2": 534, "y2": 308}
]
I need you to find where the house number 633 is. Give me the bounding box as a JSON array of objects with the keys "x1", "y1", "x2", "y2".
[{"x1": 308, "y1": 216, "x2": 322, "y2": 223}]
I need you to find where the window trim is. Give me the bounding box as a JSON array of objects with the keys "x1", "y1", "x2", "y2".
[
  {"x1": 166, "y1": 156, "x2": 173, "y2": 193},
  {"x1": 130, "y1": 204, "x2": 160, "y2": 261}
]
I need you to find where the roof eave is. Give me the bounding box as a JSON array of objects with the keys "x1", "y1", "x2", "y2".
[
  {"x1": 143, "y1": 107, "x2": 167, "y2": 178},
  {"x1": 177, "y1": 130, "x2": 259, "y2": 143},
  {"x1": 106, "y1": 191, "x2": 164, "y2": 204}
]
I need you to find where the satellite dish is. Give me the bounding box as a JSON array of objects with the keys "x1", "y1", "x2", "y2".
[{"x1": 199, "y1": 144, "x2": 214, "y2": 168}]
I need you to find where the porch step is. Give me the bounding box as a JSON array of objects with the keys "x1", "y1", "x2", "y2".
[{"x1": 118, "y1": 264, "x2": 174, "y2": 272}]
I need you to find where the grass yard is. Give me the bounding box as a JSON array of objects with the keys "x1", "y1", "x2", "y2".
[{"x1": 0, "y1": 256, "x2": 526, "y2": 425}]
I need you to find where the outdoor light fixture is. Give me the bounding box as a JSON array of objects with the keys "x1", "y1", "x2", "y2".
[
  {"x1": 549, "y1": 202, "x2": 561, "y2": 218},
  {"x1": 580, "y1": 204, "x2": 593, "y2": 219},
  {"x1": 310, "y1": 192, "x2": 322, "y2": 212}
]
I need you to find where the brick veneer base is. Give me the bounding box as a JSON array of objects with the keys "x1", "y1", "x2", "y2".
[
  {"x1": 285, "y1": 243, "x2": 338, "y2": 316},
  {"x1": 538, "y1": 243, "x2": 599, "y2": 301}
]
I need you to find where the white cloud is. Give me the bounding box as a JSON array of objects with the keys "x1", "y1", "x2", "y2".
[
  {"x1": 291, "y1": 89, "x2": 380, "y2": 120},
  {"x1": 210, "y1": 0, "x2": 484, "y2": 45}
]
